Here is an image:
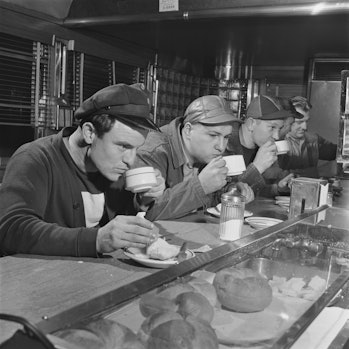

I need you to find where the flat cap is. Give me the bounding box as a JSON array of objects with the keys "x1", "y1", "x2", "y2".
[
  {"x1": 247, "y1": 95, "x2": 293, "y2": 120},
  {"x1": 184, "y1": 95, "x2": 242, "y2": 125},
  {"x1": 74, "y1": 83, "x2": 159, "y2": 131}
]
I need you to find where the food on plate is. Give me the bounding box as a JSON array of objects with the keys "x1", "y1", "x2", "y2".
[
  {"x1": 176, "y1": 291, "x2": 215, "y2": 323},
  {"x1": 55, "y1": 318, "x2": 145, "y2": 349},
  {"x1": 187, "y1": 276, "x2": 218, "y2": 306},
  {"x1": 146, "y1": 317, "x2": 219, "y2": 349},
  {"x1": 213, "y1": 267, "x2": 273, "y2": 312},
  {"x1": 147, "y1": 238, "x2": 181, "y2": 260},
  {"x1": 270, "y1": 275, "x2": 326, "y2": 301},
  {"x1": 139, "y1": 293, "x2": 177, "y2": 317},
  {"x1": 128, "y1": 237, "x2": 180, "y2": 261}
]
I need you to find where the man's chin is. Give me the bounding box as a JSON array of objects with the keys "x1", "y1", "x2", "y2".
[{"x1": 105, "y1": 173, "x2": 122, "y2": 182}]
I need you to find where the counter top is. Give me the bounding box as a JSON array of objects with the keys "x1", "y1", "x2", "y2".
[{"x1": 0, "y1": 182, "x2": 348, "y2": 347}]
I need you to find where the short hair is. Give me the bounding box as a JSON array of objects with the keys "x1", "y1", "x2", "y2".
[{"x1": 290, "y1": 96, "x2": 312, "y2": 112}]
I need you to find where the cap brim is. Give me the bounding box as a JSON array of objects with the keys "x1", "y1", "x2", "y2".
[
  {"x1": 115, "y1": 115, "x2": 160, "y2": 132},
  {"x1": 258, "y1": 109, "x2": 293, "y2": 120},
  {"x1": 198, "y1": 113, "x2": 243, "y2": 125}
]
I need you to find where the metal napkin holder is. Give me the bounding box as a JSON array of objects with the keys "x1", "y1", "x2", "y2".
[{"x1": 289, "y1": 177, "x2": 329, "y2": 224}]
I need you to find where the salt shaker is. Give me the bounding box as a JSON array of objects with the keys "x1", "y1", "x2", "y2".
[{"x1": 219, "y1": 191, "x2": 245, "y2": 241}]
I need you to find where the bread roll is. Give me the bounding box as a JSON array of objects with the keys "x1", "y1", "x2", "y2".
[
  {"x1": 213, "y1": 267, "x2": 272, "y2": 312},
  {"x1": 187, "y1": 276, "x2": 218, "y2": 306},
  {"x1": 186, "y1": 315, "x2": 219, "y2": 349},
  {"x1": 147, "y1": 318, "x2": 218, "y2": 349},
  {"x1": 55, "y1": 318, "x2": 145, "y2": 349},
  {"x1": 158, "y1": 283, "x2": 195, "y2": 300},
  {"x1": 138, "y1": 311, "x2": 182, "y2": 344},
  {"x1": 139, "y1": 293, "x2": 177, "y2": 317},
  {"x1": 176, "y1": 292, "x2": 214, "y2": 323},
  {"x1": 55, "y1": 328, "x2": 105, "y2": 349}
]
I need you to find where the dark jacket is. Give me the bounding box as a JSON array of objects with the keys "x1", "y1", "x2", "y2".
[
  {"x1": 0, "y1": 128, "x2": 136, "y2": 257},
  {"x1": 135, "y1": 118, "x2": 221, "y2": 220}
]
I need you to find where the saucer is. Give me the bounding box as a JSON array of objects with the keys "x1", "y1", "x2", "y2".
[
  {"x1": 206, "y1": 205, "x2": 253, "y2": 218},
  {"x1": 245, "y1": 217, "x2": 283, "y2": 230}
]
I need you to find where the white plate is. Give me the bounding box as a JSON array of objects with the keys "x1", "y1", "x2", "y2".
[
  {"x1": 211, "y1": 296, "x2": 293, "y2": 346},
  {"x1": 123, "y1": 249, "x2": 195, "y2": 269},
  {"x1": 245, "y1": 217, "x2": 283, "y2": 229},
  {"x1": 275, "y1": 196, "x2": 290, "y2": 202},
  {"x1": 206, "y1": 206, "x2": 253, "y2": 218}
]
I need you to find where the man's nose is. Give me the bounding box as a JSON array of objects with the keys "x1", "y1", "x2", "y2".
[
  {"x1": 215, "y1": 137, "x2": 226, "y2": 152},
  {"x1": 123, "y1": 148, "x2": 137, "y2": 167},
  {"x1": 272, "y1": 129, "x2": 280, "y2": 141}
]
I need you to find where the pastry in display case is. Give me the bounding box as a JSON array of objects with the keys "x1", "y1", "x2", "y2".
[{"x1": 40, "y1": 205, "x2": 349, "y2": 349}]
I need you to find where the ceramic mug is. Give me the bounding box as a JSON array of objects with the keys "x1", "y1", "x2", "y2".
[
  {"x1": 223, "y1": 155, "x2": 246, "y2": 176},
  {"x1": 125, "y1": 166, "x2": 157, "y2": 193},
  {"x1": 275, "y1": 140, "x2": 290, "y2": 155}
]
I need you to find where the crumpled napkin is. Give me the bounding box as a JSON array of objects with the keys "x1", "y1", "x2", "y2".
[{"x1": 290, "y1": 307, "x2": 349, "y2": 349}]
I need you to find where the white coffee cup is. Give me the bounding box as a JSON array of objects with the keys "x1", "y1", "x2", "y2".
[
  {"x1": 223, "y1": 155, "x2": 246, "y2": 176},
  {"x1": 275, "y1": 140, "x2": 290, "y2": 155},
  {"x1": 125, "y1": 166, "x2": 157, "y2": 193}
]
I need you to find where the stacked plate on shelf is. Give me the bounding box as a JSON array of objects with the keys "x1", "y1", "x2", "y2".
[{"x1": 275, "y1": 196, "x2": 291, "y2": 210}]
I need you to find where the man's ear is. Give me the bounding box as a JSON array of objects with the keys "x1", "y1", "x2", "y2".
[
  {"x1": 245, "y1": 117, "x2": 255, "y2": 132},
  {"x1": 81, "y1": 122, "x2": 96, "y2": 145},
  {"x1": 182, "y1": 122, "x2": 193, "y2": 138}
]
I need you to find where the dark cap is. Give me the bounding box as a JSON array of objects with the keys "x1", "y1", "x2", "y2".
[
  {"x1": 247, "y1": 95, "x2": 293, "y2": 120},
  {"x1": 184, "y1": 95, "x2": 242, "y2": 125},
  {"x1": 74, "y1": 83, "x2": 159, "y2": 131}
]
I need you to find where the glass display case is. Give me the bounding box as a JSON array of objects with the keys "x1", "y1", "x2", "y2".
[{"x1": 42, "y1": 205, "x2": 349, "y2": 348}]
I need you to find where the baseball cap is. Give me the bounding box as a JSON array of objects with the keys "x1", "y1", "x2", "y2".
[
  {"x1": 184, "y1": 95, "x2": 242, "y2": 125},
  {"x1": 247, "y1": 95, "x2": 293, "y2": 120},
  {"x1": 74, "y1": 83, "x2": 159, "y2": 131}
]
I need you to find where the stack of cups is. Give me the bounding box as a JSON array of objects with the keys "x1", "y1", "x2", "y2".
[{"x1": 219, "y1": 191, "x2": 245, "y2": 241}]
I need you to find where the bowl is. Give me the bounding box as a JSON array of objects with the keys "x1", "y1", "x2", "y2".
[
  {"x1": 125, "y1": 167, "x2": 157, "y2": 193},
  {"x1": 246, "y1": 258, "x2": 274, "y2": 280}
]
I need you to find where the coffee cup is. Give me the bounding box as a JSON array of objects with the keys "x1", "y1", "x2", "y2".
[
  {"x1": 275, "y1": 140, "x2": 290, "y2": 155},
  {"x1": 125, "y1": 167, "x2": 157, "y2": 193},
  {"x1": 223, "y1": 155, "x2": 246, "y2": 176}
]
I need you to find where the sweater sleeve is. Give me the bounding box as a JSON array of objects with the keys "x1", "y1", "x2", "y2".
[{"x1": 0, "y1": 147, "x2": 98, "y2": 257}]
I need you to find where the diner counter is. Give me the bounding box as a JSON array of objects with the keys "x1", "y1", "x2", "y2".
[{"x1": 0, "y1": 179, "x2": 348, "y2": 347}]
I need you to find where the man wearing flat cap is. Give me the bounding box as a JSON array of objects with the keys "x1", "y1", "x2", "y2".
[
  {"x1": 225, "y1": 95, "x2": 298, "y2": 197},
  {"x1": 0, "y1": 83, "x2": 165, "y2": 257},
  {"x1": 134, "y1": 95, "x2": 254, "y2": 220}
]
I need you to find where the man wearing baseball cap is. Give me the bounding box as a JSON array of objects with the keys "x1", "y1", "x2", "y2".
[
  {"x1": 135, "y1": 95, "x2": 254, "y2": 220},
  {"x1": 0, "y1": 83, "x2": 165, "y2": 257},
  {"x1": 225, "y1": 95, "x2": 298, "y2": 197}
]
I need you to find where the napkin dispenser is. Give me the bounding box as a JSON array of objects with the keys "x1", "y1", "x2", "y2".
[{"x1": 289, "y1": 177, "x2": 329, "y2": 224}]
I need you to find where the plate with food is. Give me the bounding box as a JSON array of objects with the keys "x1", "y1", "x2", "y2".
[
  {"x1": 212, "y1": 297, "x2": 292, "y2": 346},
  {"x1": 124, "y1": 238, "x2": 195, "y2": 268},
  {"x1": 206, "y1": 203, "x2": 253, "y2": 218}
]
